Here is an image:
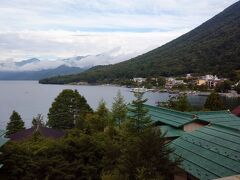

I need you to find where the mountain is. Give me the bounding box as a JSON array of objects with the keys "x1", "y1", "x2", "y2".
[
  {"x1": 0, "y1": 65, "x2": 85, "y2": 80},
  {"x1": 40, "y1": 1, "x2": 240, "y2": 84},
  {"x1": 0, "y1": 47, "x2": 142, "y2": 80},
  {"x1": 15, "y1": 58, "x2": 40, "y2": 67}
]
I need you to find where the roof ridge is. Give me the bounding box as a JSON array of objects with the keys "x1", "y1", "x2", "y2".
[
  {"x1": 143, "y1": 104, "x2": 194, "y2": 120},
  {"x1": 149, "y1": 113, "x2": 183, "y2": 126},
  {"x1": 143, "y1": 104, "x2": 193, "y2": 118}
]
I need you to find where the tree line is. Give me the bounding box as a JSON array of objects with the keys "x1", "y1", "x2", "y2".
[{"x1": 1, "y1": 90, "x2": 180, "y2": 180}]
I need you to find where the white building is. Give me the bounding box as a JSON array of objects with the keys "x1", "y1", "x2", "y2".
[{"x1": 132, "y1": 77, "x2": 146, "y2": 84}]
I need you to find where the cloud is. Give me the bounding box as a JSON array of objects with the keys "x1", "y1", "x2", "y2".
[
  {"x1": 0, "y1": 0, "x2": 238, "y2": 61},
  {"x1": 0, "y1": 30, "x2": 186, "y2": 61}
]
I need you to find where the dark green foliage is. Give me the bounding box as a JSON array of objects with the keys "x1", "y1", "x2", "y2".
[
  {"x1": 6, "y1": 111, "x2": 25, "y2": 136},
  {"x1": 157, "y1": 76, "x2": 166, "y2": 87},
  {"x1": 127, "y1": 92, "x2": 152, "y2": 133},
  {"x1": 40, "y1": 1, "x2": 240, "y2": 84},
  {"x1": 85, "y1": 100, "x2": 110, "y2": 133},
  {"x1": 112, "y1": 91, "x2": 127, "y2": 127},
  {"x1": 1, "y1": 93, "x2": 179, "y2": 179},
  {"x1": 204, "y1": 92, "x2": 225, "y2": 110},
  {"x1": 215, "y1": 80, "x2": 232, "y2": 93},
  {"x1": 47, "y1": 89, "x2": 92, "y2": 129},
  {"x1": 118, "y1": 128, "x2": 180, "y2": 179},
  {"x1": 0, "y1": 131, "x2": 104, "y2": 180},
  {"x1": 158, "y1": 95, "x2": 192, "y2": 112}
]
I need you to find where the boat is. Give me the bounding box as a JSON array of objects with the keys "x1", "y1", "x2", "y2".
[{"x1": 130, "y1": 87, "x2": 148, "y2": 93}]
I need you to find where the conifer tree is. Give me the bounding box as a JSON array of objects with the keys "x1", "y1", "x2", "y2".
[
  {"x1": 96, "y1": 100, "x2": 109, "y2": 130},
  {"x1": 127, "y1": 92, "x2": 152, "y2": 133},
  {"x1": 204, "y1": 92, "x2": 225, "y2": 110},
  {"x1": 47, "y1": 89, "x2": 92, "y2": 129},
  {"x1": 6, "y1": 111, "x2": 25, "y2": 136},
  {"x1": 112, "y1": 90, "x2": 127, "y2": 127}
]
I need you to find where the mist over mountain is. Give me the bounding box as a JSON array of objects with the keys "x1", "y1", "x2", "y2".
[{"x1": 0, "y1": 47, "x2": 143, "y2": 80}]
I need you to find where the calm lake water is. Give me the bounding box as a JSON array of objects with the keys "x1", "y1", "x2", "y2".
[{"x1": 0, "y1": 81, "x2": 207, "y2": 129}]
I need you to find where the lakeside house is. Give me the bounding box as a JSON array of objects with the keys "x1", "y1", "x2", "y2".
[
  {"x1": 197, "y1": 75, "x2": 223, "y2": 88},
  {"x1": 141, "y1": 104, "x2": 240, "y2": 180},
  {"x1": 165, "y1": 77, "x2": 186, "y2": 89},
  {"x1": 132, "y1": 77, "x2": 147, "y2": 84}
]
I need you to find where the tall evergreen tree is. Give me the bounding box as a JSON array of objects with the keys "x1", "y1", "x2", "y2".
[
  {"x1": 204, "y1": 92, "x2": 225, "y2": 111},
  {"x1": 47, "y1": 89, "x2": 92, "y2": 129},
  {"x1": 95, "y1": 100, "x2": 109, "y2": 131},
  {"x1": 127, "y1": 92, "x2": 152, "y2": 133},
  {"x1": 118, "y1": 128, "x2": 180, "y2": 179},
  {"x1": 6, "y1": 111, "x2": 25, "y2": 136},
  {"x1": 86, "y1": 100, "x2": 109, "y2": 133},
  {"x1": 158, "y1": 94, "x2": 192, "y2": 112},
  {"x1": 112, "y1": 90, "x2": 127, "y2": 127}
]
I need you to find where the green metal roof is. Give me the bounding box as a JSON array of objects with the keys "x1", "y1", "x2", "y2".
[
  {"x1": 169, "y1": 125, "x2": 240, "y2": 180},
  {"x1": 159, "y1": 125, "x2": 185, "y2": 138},
  {"x1": 140, "y1": 104, "x2": 195, "y2": 127},
  {"x1": 189, "y1": 111, "x2": 240, "y2": 131},
  {"x1": 0, "y1": 130, "x2": 6, "y2": 137},
  {"x1": 0, "y1": 137, "x2": 8, "y2": 147}
]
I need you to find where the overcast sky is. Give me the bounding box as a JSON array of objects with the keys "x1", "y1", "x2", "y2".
[{"x1": 0, "y1": 0, "x2": 238, "y2": 61}]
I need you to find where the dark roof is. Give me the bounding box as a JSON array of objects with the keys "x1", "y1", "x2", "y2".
[
  {"x1": 232, "y1": 106, "x2": 240, "y2": 117},
  {"x1": 169, "y1": 125, "x2": 240, "y2": 179},
  {"x1": 9, "y1": 126, "x2": 65, "y2": 141}
]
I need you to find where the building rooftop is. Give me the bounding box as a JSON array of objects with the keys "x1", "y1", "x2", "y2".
[
  {"x1": 169, "y1": 125, "x2": 240, "y2": 179},
  {"x1": 159, "y1": 125, "x2": 185, "y2": 138},
  {"x1": 0, "y1": 130, "x2": 6, "y2": 137},
  {"x1": 142, "y1": 104, "x2": 195, "y2": 128},
  {"x1": 8, "y1": 125, "x2": 65, "y2": 141},
  {"x1": 189, "y1": 111, "x2": 240, "y2": 131}
]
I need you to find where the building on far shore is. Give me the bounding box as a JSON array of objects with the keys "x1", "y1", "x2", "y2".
[
  {"x1": 165, "y1": 77, "x2": 186, "y2": 89},
  {"x1": 132, "y1": 77, "x2": 146, "y2": 84},
  {"x1": 196, "y1": 74, "x2": 223, "y2": 88}
]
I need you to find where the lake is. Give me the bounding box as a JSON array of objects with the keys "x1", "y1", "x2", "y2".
[{"x1": 0, "y1": 81, "x2": 208, "y2": 129}]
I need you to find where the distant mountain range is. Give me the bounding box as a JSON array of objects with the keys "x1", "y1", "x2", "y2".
[
  {"x1": 0, "y1": 47, "x2": 142, "y2": 80},
  {"x1": 40, "y1": 1, "x2": 240, "y2": 84}
]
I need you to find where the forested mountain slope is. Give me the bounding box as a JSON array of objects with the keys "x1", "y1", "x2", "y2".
[{"x1": 40, "y1": 1, "x2": 240, "y2": 84}]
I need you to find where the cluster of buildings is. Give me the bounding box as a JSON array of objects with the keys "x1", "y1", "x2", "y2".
[{"x1": 133, "y1": 74, "x2": 226, "y2": 90}]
